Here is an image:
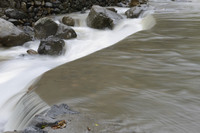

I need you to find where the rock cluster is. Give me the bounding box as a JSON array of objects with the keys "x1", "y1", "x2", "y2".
[
  {"x1": 0, "y1": 0, "x2": 148, "y2": 56},
  {"x1": 0, "y1": 0, "x2": 129, "y2": 27}
]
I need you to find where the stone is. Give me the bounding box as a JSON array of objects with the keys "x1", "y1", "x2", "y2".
[
  {"x1": 34, "y1": 1, "x2": 42, "y2": 6},
  {"x1": 34, "y1": 17, "x2": 58, "y2": 39},
  {"x1": 125, "y1": 6, "x2": 145, "y2": 18},
  {"x1": 0, "y1": 18, "x2": 31, "y2": 47},
  {"x1": 46, "y1": 104, "x2": 78, "y2": 119},
  {"x1": 129, "y1": 0, "x2": 140, "y2": 7},
  {"x1": 62, "y1": 16, "x2": 75, "y2": 26},
  {"x1": 21, "y1": 2, "x2": 27, "y2": 12},
  {"x1": 86, "y1": 5, "x2": 123, "y2": 29},
  {"x1": 30, "y1": 114, "x2": 57, "y2": 128},
  {"x1": 45, "y1": 2, "x2": 53, "y2": 7},
  {"x1": 55, "y1": 24, "x2": 77, "y2": 40},
  {"x1": 22, "y1": 126, "x2": 47, "y2": 133},
  {"x1": 37, "y1": 37, "x2": 65, "y2": 56},
  {"x1": 8, "y1": 18, "x2": 23, "y2": 25},
  {"x1": 5, "y1": 8, "x2": 27, "y2": 19},
  {"x1": 27, "y1": 49, "x2": 38, "y2": 55}
]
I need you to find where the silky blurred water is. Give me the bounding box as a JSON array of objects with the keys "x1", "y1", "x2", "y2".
[{"x1": 34, "y1": 1, "x2": 200, "y2": 133}]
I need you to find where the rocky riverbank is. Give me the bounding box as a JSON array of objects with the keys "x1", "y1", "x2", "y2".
[
  {"x1": 0, "y1": 0, "x2": 148, "y2": 55},
  {"x1": 0, "y1": 0, "x2": 147, "y2": 27}
]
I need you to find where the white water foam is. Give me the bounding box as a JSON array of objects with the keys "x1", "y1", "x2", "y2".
[{"x1": 0, "y1": 8, "x2": 155, "y2": 132}]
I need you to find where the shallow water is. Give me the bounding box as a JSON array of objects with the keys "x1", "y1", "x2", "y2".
[{"x1": 32, "y1": 1, "x2": 200, "y2": 133}]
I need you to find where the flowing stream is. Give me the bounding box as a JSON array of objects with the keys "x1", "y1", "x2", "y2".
[
  {"x1": 1, "y1": 0, "x2": 200, "y2": 132},
  {"x1": 0, "y1": 7, "x2": 155, "y2": 132}
]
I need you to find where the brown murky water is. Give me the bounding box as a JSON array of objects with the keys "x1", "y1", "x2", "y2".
[{"x1": 35, "y1": 1, "x2": 200, "y2": 133}]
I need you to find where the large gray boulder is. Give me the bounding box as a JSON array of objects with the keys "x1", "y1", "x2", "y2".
[
  {"x1": 0, "y1": 18, "x2": 31, "y2": 47},
  {"x1": 125, "y1": 6, "x2": 146, "y2": 18},
  {"x1": 34, "y1": 17, "x2": 59, "y2": 39},
  {"x1": 86, "y1": 5, "x2": 123, "y2": 29},
  {"x1": 37, "y1": 37, "x2": 65, "y2": 56},
  {"x1": 55, "y1": 24, "x2": 77, "y2": 40}
]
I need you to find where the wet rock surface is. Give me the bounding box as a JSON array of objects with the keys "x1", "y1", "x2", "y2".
[
  {"x1": 86, "y1": 5, "x2": 123, "y2": 29},
  {"x1": 16, "y1": 104, "x2": 78, "y2": 133},
  {"x1": 0, "y1": 18, "x2": 31, "y2": 47},
  {"x1": 62, "y1": 16, "x2": 75, "y2": 26},
  {"x1": 125, "y1": 5, "x2": 147, "y2": 18},
  {"x1": 37, "y1": 37, "x2": 65, "y2": 56},
  {"x1": 55, "y1": 24, "x2": 77, "y2": 40},
  {"x1": 34, "y1": 17, "x2": 58, "y2": 39}
]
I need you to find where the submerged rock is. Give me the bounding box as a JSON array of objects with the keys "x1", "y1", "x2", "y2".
[
  {"x1": 0, "y1": 18, "x2": 31, "y2": 47},
  {"x1": 34, "y1": 17, "x2": 58, "y2": 39},
  {"x1": 62, "y1": 16, "x2": 75, "y2": 26},
  {"x1": 86, "y1": 5, "x2": 123, "y2": 29},
  {"x1": 46, "y1": 104, "x2": 78, "y2": 119},
  {"x1": 37, "y1": 37, "x2": 65, "y2": 56},
  {"x1": 22, "y1": 127, "x2": 47, "y2": 133},
  {"x1": 55, "y1": 24, "x2": 77, "y2": 40},
  {"x1": 24, "y1": 104, "x2": 77, "y2": 132}
]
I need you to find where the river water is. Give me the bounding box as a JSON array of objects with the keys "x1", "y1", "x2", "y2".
[{"x1": 1, "y1": 0, "x2": 200, "y2": 132}]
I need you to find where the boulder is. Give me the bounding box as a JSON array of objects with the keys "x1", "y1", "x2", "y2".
[
  {"x1": 5, "y1": 8, "x2": 27, "y2": 20},
  {"x1": 34, "y1": 17, "x2": 58, "y2": 39},
  {"x1": 62, "y1": 16, "x2": 75, "y2": 26},
  {"x1": 37, "y1": 37, "x2": 65, "y2": 56},
  {"x1": 125, "y1": 6, "x2": 145, "y2": 18},
  {"x1": 0, "y1": 18, "x2": 31, "y2": 47},
  {"x1": 86, "y1": 5, "x2": 123, "y2": 29},
  {"x1": 56, "y1": 24, "x2": 77, "y2": 40}
]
